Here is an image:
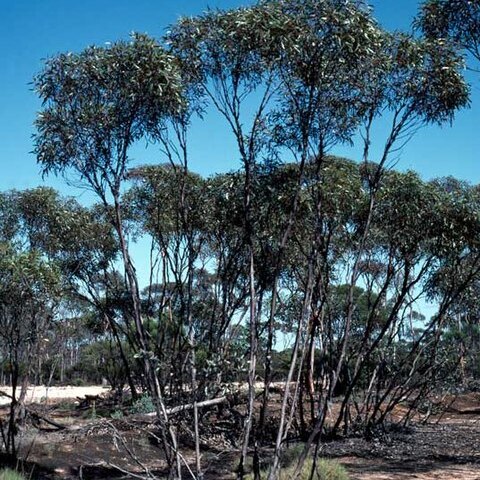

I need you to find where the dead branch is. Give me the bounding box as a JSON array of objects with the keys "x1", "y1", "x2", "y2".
[{"x1": 144, "y1": 396, "x2": 229, "y2": 417}]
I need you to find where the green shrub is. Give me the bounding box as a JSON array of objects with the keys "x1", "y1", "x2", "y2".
[
  {"x1": 307, "y1": 459, "x2": 349, "y2": 480},
  {"x1": 111, "y1": 409, "x2": 124, "y2": 420},
  {"x1": 246, "y1": 457, "x2": 349, "y2": 480},
  {"x1": 0, "y1": 469, "x2": 25, "y2": 480},
  {"x1": 281, "y1": 443, "x2": 306, "y2": 466},
  {"x1": 129, "y1": 395, "x2": 155, "y2": 414},
  {"x1": 72, "y1": 377, "x2": 86, "y2": 387}
]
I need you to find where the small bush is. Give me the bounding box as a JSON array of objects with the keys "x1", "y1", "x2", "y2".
[
  {"x1": 0, "y1": 469, "x2": 25, "y2": 480},
  {"x1": 281, "y1": 443, "x2": 306, "y2": 466},
  {"x1": 71, "y1": 378, "x2": 86, "y2": 387},
  {"x1": 246, "y1": 457, "x2": 349, "y2": 480},
  {"x1": 308, "y1": 459, "x2": 349, "y2": 480},
  {"x1": 111, "y1": 409, "x2": 124, "y2": 420},
  {"x1": 129, "y1": 395, "x2": 155, "y2": 414}
]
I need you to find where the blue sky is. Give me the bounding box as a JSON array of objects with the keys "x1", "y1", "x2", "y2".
[{"x1": 1, "y1": 0, "x2": 479, "y2": 195}]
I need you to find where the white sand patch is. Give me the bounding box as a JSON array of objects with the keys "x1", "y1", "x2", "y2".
[{"x1": 0, "y1": 385, "x2": 110, "y2": 405}]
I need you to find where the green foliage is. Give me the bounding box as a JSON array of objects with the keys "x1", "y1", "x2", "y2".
[
  {"x1": 0, "y1": 245, "x2": 62, "y2": 372},
  {"x1": 0, "y1": 188, "x2": 117, "y2": 283},
  {"x1": 169, "y1": 0, "x2": 469, "y2": 156},
  {"x1": 130, "y1": 395, "x2": 155, "y2": 414},
  {"x1": 18, "y1": 0, "x2": 478, "y2": 458},
  {"x1": 126, "y1": 164, "x2": 208, "y2": 237},
  {"x1": 71, "y1": 378, "x2": 86, "y2": 387},
  {"x1": 34, "y1": 34, "x2": 185, "y2": 195},
  {"x1": 168, "y1": 2, "x2": 289, "y2": 89},
  {"x1": 417, "y1": 0, "x2": 480, "y2": 63},
  {"x1": 72, "y1": 338, "x2": 135, "y2": 389},
  {"x1": 246, "y1": 456, "x2": 349, "y2": 480},
  {"x1": 381, "y1": 32, "x2": 468, "y2": 125},
  {"x1": 111, "y1": 409, "x2": 124, "y2": 420},
  {"x1": 0, "y1": 470, "x2": 25, "y2": 480}
]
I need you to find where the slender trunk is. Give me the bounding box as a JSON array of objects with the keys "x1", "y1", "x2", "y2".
[
  {"x1": 112, "y1": 192, "x2": 182, "y2": 479},
  {"x1": 259, "y1": 277, "x2": 278, "y2": 434},
  {"x1": 189, "y1": 323, "x2": 202, "y2": 479},
  {"x1": 7, "y1": 362, "x2": 17, "y2": 458},
  {"x1": 238, "y1": 248, "x2": 258, "y2": 479},
  {"x1": 105, "y1": 313, "x2": 137, "y2": 400},
  {"x1": 267, "y1": 263, "x2": 314, "y2": 480}
]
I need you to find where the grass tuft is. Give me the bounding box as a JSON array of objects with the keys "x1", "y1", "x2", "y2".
[
  {"x1": 0, "y1": 469, "x2": 25, "y2": 480},
  {"x1": 246, "y1": 456, "x2": 349, "y2": 480}
]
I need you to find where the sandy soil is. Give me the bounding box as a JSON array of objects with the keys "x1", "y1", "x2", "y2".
[
  {"x1": 0, "y1": 385, "x2": 110, "y2": 406},
  {"x1": 340, "y1": 456, "x2": 480, "y2": 479}
]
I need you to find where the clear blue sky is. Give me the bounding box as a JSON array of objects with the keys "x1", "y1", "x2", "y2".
[{"x1": 1, "y1": 0, "x2": 479, "y2": 195}]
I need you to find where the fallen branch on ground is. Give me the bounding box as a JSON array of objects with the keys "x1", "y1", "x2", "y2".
[{"x1": 144, "y1": 396, "x2": 229, "y2": 417}]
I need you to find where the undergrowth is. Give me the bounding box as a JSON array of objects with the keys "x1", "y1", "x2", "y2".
[
  {"x1": 0, "y1": 469, "x2": 25, "y2": 480},
  {"x1": 246, "y1": 456, "x2": 349, "y2": 480}
]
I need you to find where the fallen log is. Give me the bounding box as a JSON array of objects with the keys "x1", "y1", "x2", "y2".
[
  {"x1": 29, "y1": 411, "x2": 67, "y2": 430},
  {"x1": 447, "y1": 406, "x2": 480, "y2": 415},
  {"x1": 0, "y1": 390, "x2": 68, "y2": 430},
  {"x1": 145, "y1": 396, "x2": 228, "y2": 417}
]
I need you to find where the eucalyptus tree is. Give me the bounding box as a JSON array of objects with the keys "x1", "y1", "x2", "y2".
[
  {"x1": 296, "y1": 38, "x2": 464, "y2": 480},
  {"x1": 168, "y1": 8, "x2": 289, "y2": 473},
  {"x1": 261, "y1": 12, "x2": 469, "y2": 480},
  {"x1": 126, "y1": 163, "x2": 256, "y2": 477},
  {"x1": 325, "y1": 169, "x2": 449, "y2": 435},
  {"x1": 33, "y1": 35, "x2": 185, "y2": 477},
  {"x1": 127, "y1": 163, "x2": 215, "y2": 476},
  {"x1": 127, "y1": 165, "x2": 263, "y2": 387},
  {"x1": 417, "y1": 0, "x2": 480, "y2": 67},
  {"x1": 126, "y1": 166, "x2": 208, "y2": 386},
  {"x1": 0, "y1": 246, "x2": 61, "y2": 458},
  {"x1": 0, "y1": 189, "x2": 66, "y2": 458},
  {"x1": 282, "y1": 162, "x2": 480, "y2": 440},
  {"x1": 168, "y1": 2, "x2": 387, "y2": 474},
  {"x1": 7, "y1": 188, "x2": 125, "y2": 389},
  {"x1": 17, "y1": 190, "x2": 143, "y2": 396},
  {"x1": 0, "y1": 188, "x2": 119, "y2": 372},
  {"x1": 422, "y1": 178, "x2": 480, "y2": 389}
]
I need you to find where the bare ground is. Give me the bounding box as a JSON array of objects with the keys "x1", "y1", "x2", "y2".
[
  {"x1": 3, "y1": 386, "x2": 480, "y2": 479},
  {"x1": 0, "y1": 385, "x2": 110, "y2": 406},
  {"x1": 322, "y1": 418, "x2": 480, "y2": 479}
]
